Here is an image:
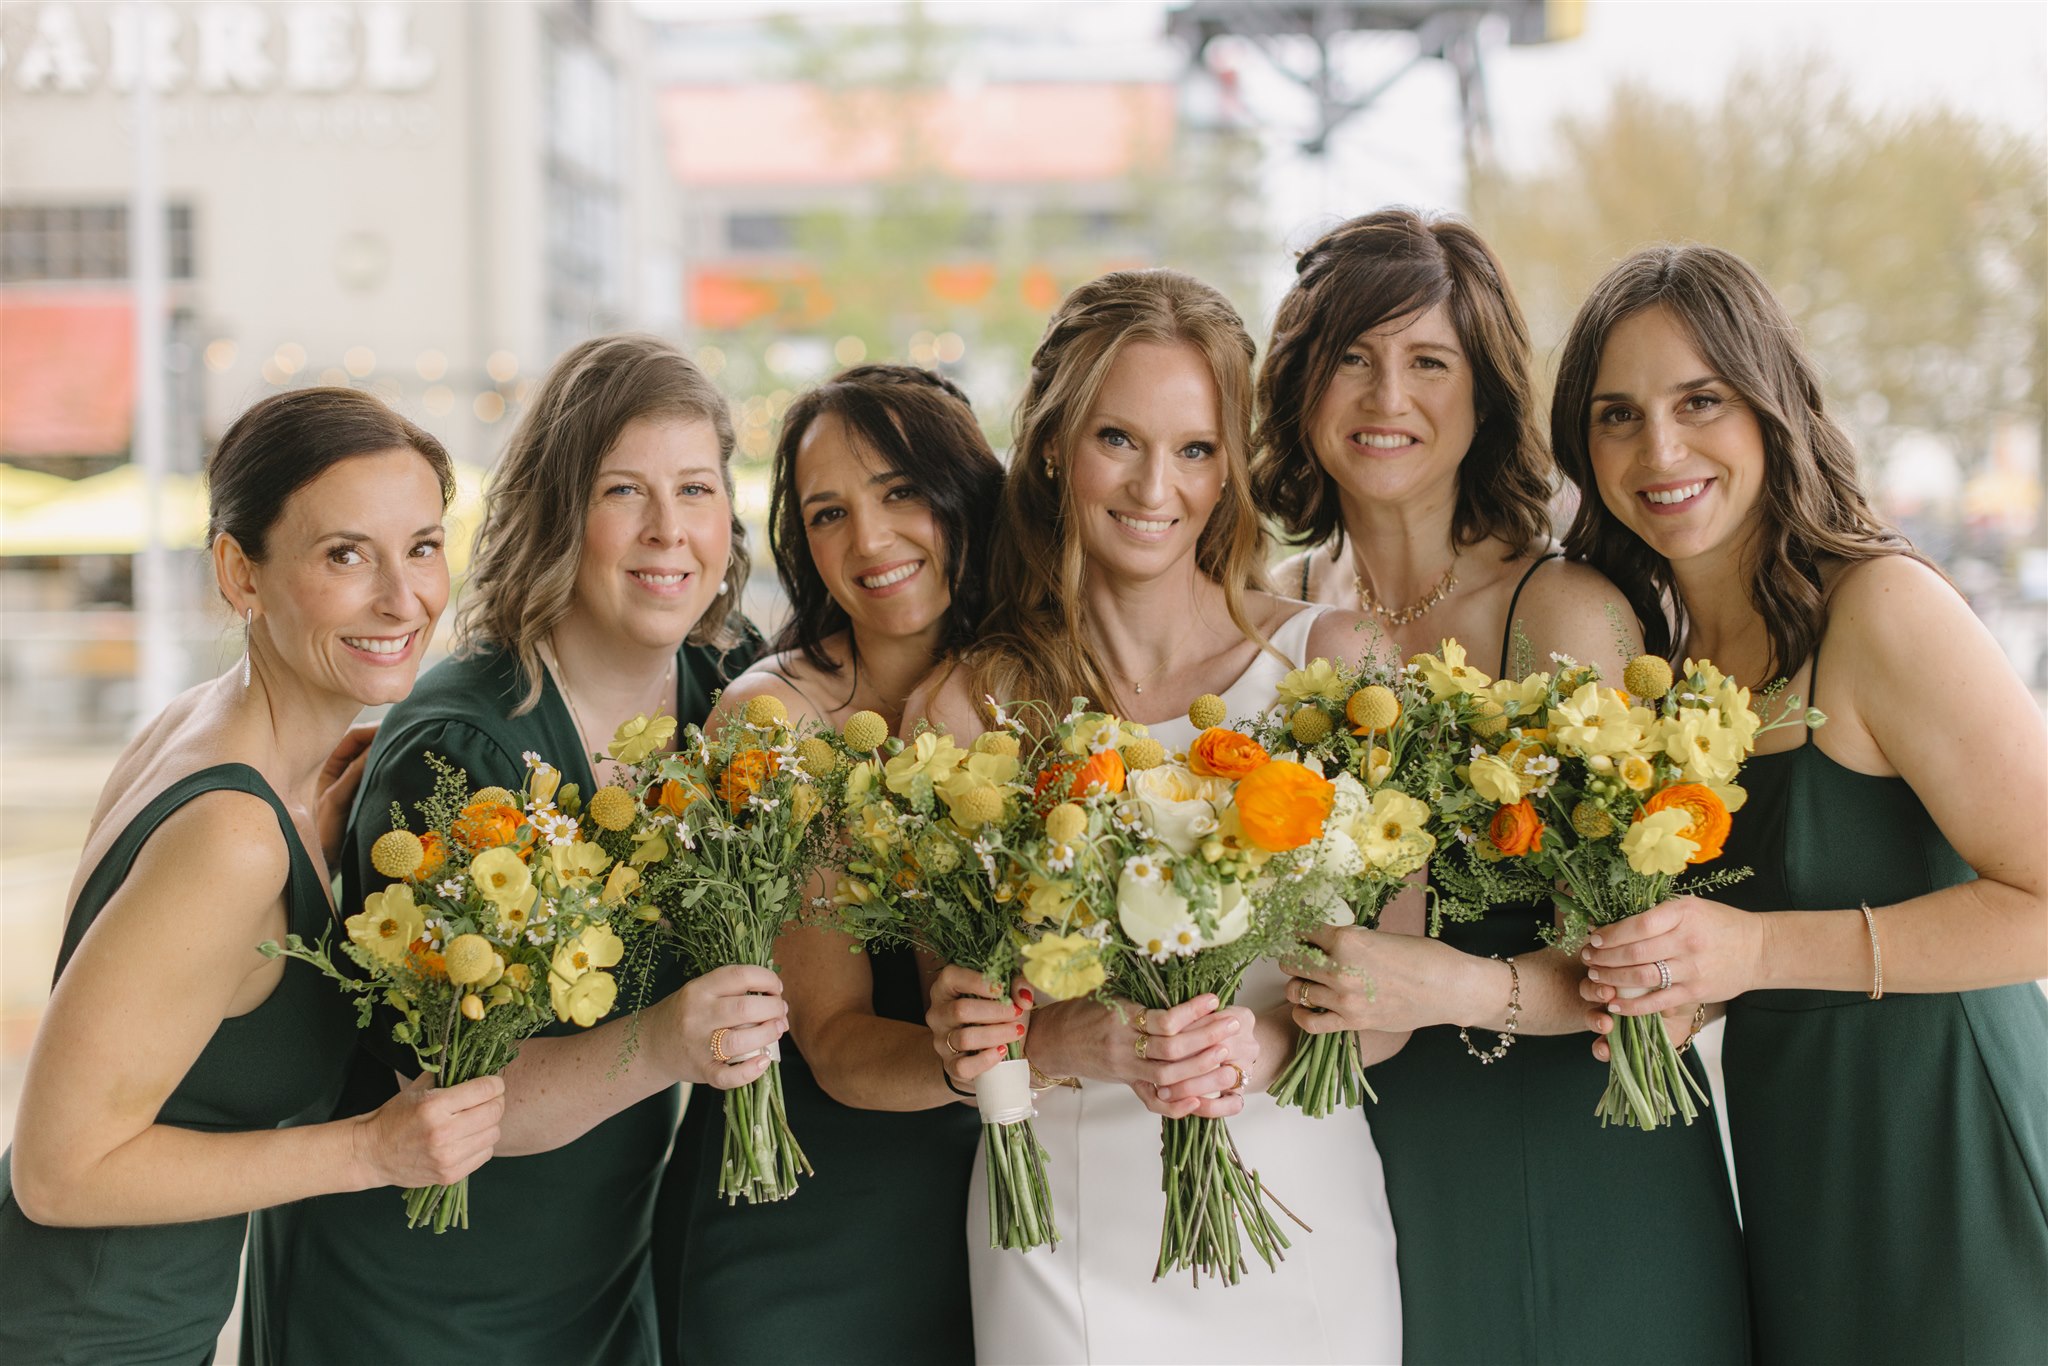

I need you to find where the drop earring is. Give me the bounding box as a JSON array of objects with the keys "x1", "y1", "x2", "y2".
[
  {"x1": 1043, "y1": 458, "x2": 1056, "y2": 480},
  {"x1": 241, "y1": 607, "x2": 253, "y2": 687}
]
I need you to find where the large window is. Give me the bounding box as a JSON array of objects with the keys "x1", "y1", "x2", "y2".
[{"x1": 0, "y1": 205, "x2": 195, "y2": 283}]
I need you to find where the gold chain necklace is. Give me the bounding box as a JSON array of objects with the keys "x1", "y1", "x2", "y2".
[
  {"x1": 1354, "y1": 563, "x2": 1459, "y2": 628},
  {"x1": 544, "y1": 641, "x2": 675, "y2": 759}
]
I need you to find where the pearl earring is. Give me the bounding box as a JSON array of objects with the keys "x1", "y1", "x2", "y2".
[
  {"x1": 241, "y1": 607, "x2": 253, "y2": 687},
  {"x1": 718, "y1": 579, "x2": 730, "y2": 596}
]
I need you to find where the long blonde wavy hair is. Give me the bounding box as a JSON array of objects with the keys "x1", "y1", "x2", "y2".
[
  {"x1": 960, "y1": 269, "x2": 1271, "y2": 724},
  {"x1": 456, "y1": 334, "x2": 751, "y2": 714}
]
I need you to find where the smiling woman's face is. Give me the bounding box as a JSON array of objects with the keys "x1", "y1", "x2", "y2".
[
  {"x1": 571, "y1": 415, "x2": 732, "y2": 654},
  {"x1": 1306, "y1": 301, "x2": 1477, "y2": 513},
  {"x1": 794, "y1": 411, "x2": 950, "y2": 644},
  {"x1": 1586, "y1": 305, "x2": 1767, "y2": 571},
  {"x1": 1066, "y1": 340, "x2": 1226, "y2": 587}
]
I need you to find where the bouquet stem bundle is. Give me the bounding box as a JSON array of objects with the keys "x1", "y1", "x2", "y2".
[
  {"x1": 1265, "y1": 889, "x2": 1395, "y2": 1117},
  {"x1": 721, "y1": 1042, "x2": 809, "y2": 1203},
  {"x1": 981, "y1": 1041, "x2": 1058, "y2": 1252},
  {"x1": 402, "y1": 1005, "x2": 515, "y2": 1231},
  {"x1": 1135, "y1": 959, "x2": 1305, "y2": 1286}
]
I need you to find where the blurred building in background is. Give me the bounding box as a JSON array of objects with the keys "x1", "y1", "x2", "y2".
[{"x1": 0, "y1": 0, "x2": 676, "y2": 741}]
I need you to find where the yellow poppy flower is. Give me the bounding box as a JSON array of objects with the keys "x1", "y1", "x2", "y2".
[
  {"x1": 1020, "y1": 932, "x2": 1107, "y2": 1002},
  {"x1": 347, "y1": 885, "x2": 424, "y2": 967}
]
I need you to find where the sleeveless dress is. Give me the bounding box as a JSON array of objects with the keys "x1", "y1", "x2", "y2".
[
  {"x1": 1710, "y1": 648, "x2": 2048, "y2": 1364},
  {"x1": 1357, "y1": 555, "x2": 1751, "y2": 1364},
  {"x1": 966, "y1": 604, "x2": 1403, "y2": 1364},
  {"x1": 244, "y1": 640, "x2": 754, "y2": 1366},
  {"x1": 0, "y1": 764, "x2": 355, "y2": 1366},
  {"x1": 653, "y1": 945, "x2": 981, "y2": 1364}
]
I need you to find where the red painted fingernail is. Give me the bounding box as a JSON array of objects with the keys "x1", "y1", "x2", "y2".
[
  {"x1": 1017, "y1": 987, "x2": 1034, "y2": 1005},
  {"x1": 1014, "y1": 1001, "x2": 1024, "y2": 1016},
  {"x1": 1015, "y1": 1022, "x2": 1026, "y2": 1037}
]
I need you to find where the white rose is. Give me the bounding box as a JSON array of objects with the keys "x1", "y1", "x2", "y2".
[
  {"x1": 1127, "y1": 764, "x2": 1230, "y2": 857},
  {"x1": 1314, "y1": 826, "x2": 1367, "y2": 881},
  {"x1": 1117, "y1": 868, "x2": 1249, "y2": 957}
]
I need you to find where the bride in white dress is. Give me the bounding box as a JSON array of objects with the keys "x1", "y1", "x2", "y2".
[{"x1": 911, "y1": 268, "x2": 1404, "y2": 1364}]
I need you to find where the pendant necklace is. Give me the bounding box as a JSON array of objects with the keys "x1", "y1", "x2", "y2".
[
  {"x1": 545, "y1": 641, "x2": 675, "y2": 760},
  {"x1": 1355, "y1": 561, "x2": 1460, "y2": 628}
]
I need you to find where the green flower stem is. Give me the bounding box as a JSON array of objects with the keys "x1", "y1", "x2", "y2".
[
  {"x1": 1153, "y1": 1113, "x2": 1301, "y2": 1287},
  {"x1": 979, "y1": 1035, "x2": 1059, "y2": 1252},
  {"x1": 1269, "y1": 1027, "x2": 1377, "y2": 1116},
  {"x1": 719, "y1": 1060, "x2": 813, "y2": 1204}
]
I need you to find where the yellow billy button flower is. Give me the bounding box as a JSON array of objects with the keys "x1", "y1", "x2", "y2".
[
  {"x1": 1467, "y1": 695, "x2": 1509, "y2": 739},
  {"x1": 1623, "y1": 654, "x2": 1674, "y2": 700},
  {"x1": 1120, "y1": 736, "x2": 1166, "y2": 771},
  {"x1": 971, "y1": 731, "x2": 1021, "y2": 759},
  {"x1": 795, "y1": 736, "x2": 840, "y2": 777},
  {"x1": 742, "y1": 695, "x2": 789, "y2": 729},
  {"x1": 1346, "y1": 685, "x2": 1401, "y2": 735},
  {"x1": 469, "y1": 786, "x2": 517, "y2": 811},
  {"x1": 1290, "y1": 706, "x2": 1334, "y2": 746},
  {"x1": 841, "y1": 710, "x2": 889, "y2": 754},
  {"x1": 443, "y1": 934, "x2": 503, "y2": 988},
  {"x1": 347, "y1": 885, "x2": 425, "y2": 966},
  {"x1": 1045, "y1": 802, "x2": 1088, "y2": 844},
  {"x1": 370, "y1": 829, "x2": 426, "y2": 880},
  {"x1": 949, "y1": 785, "x2": 1007, "y2": 830},
  {"x1": 1187, "y1": 694, "x2": 1226, "y2": 731},
  {"x1": 588, "y1": 785, "x2": 638, "y2": 832},
  {"x1": 1570, "y1": 801, "x2": 1617, "y2": 840}
]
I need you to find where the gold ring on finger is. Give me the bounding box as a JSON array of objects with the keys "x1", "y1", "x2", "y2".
[
  {"x1": 944, "y1": 1028, "x2": 965, "y2": 1056},
  {"x1": 1291, "y1": 978, "x2": 1311, "y2": 1009},
  {"x1": 1134, "y1": 1007, "x2": 1148, "y2": 1034},
  {"x1": 1225, "y1": 1062, "x2": 1246, "y2": 1093},
  {"x1": 709, "y1": 1026, "x2": 732, "y2": 1064},
  {"x1": 1134, "y1": 1032, "x2": 1149, "y2": 1061}
]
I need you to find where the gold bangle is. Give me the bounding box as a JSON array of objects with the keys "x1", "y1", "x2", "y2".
[
  {"x1": 1028, "y1": 1060, "x2": 1079, "y2": 1091},
  {"x1": 1860, "y1": 902, "x2": 1884, "y2": 1000}
]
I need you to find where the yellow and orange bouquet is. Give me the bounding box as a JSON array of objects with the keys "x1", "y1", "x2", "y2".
[
  {"x1": 1002, "y1": 700, "x2": 1347, "y2": 1286},
  {"x1": 1428, "y1": 645, "x2": 1816, "y2": 1129},
  {"x1": 1240, "y1": 656, "x2": 1451, "y2": 1116},
  {"x1": 829, "y1": 705, "x2": 1060, "y2": 1252},
  {"x1": 600, "y1": 698, "x2": 850, "y2": 1205},
  {"x1": 262, "y1": 750, "x2": 659, "y2": 1231}
]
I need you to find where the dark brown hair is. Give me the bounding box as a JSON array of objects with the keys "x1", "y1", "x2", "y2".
[
  {"x1": 206, "y1": 387, "x2": 453, "y2": 564},
  {"x1": 1553, "y1": 244, "x2": 1911, "y2": 678},
  {"x1": 768, "y1": 364, "x2": 1004, "y2": 674},
  {"x1": 457, "y1": 334, "x2": 751, "y2": 712},
  {"x1": 964, "y1": 268, "x2": 1271, "y2": 722},
  {"x1": 1252, "y1": 208, "x2": 1553, "y2": 557}
]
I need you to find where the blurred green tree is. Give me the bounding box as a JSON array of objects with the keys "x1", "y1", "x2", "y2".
[{"x1": 1472, "y1": 58, "x2": 2045, "y2": 494}]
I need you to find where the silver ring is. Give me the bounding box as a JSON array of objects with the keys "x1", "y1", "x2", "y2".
[{"x1": 1655, "y1": 959, "x2": 1673, "y2": 992}]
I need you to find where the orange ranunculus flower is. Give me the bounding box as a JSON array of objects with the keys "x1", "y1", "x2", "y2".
[
  {"x1": 453, "y1": 800, "x2": 522, "y2": 852},
  {"x1": 1233, "y1": 759, "x2": 1333, "y2": 852},
  {"x1": 1188, "y1": 728, "x2": 1270, "y2": 780},
  {"x1": 656, "y1": 778, "x2": 709, "y2": 818},
  {"x1": 1070, "y1": 749, "x2": 1126, "y2": 799},
  {"x1": 1488, "y1": 799, "x2": 1545, "y2": 857},
  {"x1": 718, "y1": 750, "x2": 780, "y2": 808},
  {"x1": 412, "y1": 831, "x2": 448, "y2": 883},
  {"x1": 1640, "y1": 783, "x2": 1731, "y2": 863},
  {"x1": 406, "y1": 939, "x2": 448, "y2": 980}
]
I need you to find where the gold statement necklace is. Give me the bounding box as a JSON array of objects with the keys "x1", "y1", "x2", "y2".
[{"x1": 1354, "y1": 562, "x2": 1460, "y2": 628}]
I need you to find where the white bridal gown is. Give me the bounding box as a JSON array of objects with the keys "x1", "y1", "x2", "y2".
[{"x1": 967, "y1": 604, "x2": 1403, "y2": 1365}]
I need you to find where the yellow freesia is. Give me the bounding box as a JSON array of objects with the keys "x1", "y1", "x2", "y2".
[
  {"x1": 347, "y1": 885, "x2": 424, "y2": 966},
  {"x1": 885, "y1": 731, "x2": 965, "y2": 796},
  {"x1": 1621, "y1": 808, "x2": 1699, "y2": 877},
  {"x1": 1410, "y1": 640, "x2": 1492, "y2": 701},
  {"x1": 1021, "y1": 932, "x2": 1107, "y2": 1001},
  {"x1": 609, "y1": 714, "x2": 677, "y2": 765},
  {"x1": 1276, "y1": 658, "x2": 1346, "y2": 707}
]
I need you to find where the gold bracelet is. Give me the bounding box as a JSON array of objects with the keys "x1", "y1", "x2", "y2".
[
  {"x1": 1860, "y1": 902, "x2": 1884, "y2": 1000},
  {"x1": 1028, "y1": 1060, "x2": 1079, "y2": 1091},
  {"x1": 1675, "y1": 1002, "x2": 1709, "y2": 1054},
  {"x1": 1458, "y1": 955, "x2": 1520, "y2": 1065}
]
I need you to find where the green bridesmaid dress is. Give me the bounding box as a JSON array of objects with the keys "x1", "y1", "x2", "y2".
[
  {"x1": 0, "y1": 764, "x2": 355, "y2": 1366},
  {"x1": 244, "y1": 639, "x2": 753, "y2": 1366},
  {"x1": 1710, "y1": 650, "x2": 2048, "y2": 1364},
  {"x1": 1363, "y1": 554, "x2": 1751, "y2": 1364},
  {"x1": 652, "y1": 944, "x2": 980, "y2": 1365}
]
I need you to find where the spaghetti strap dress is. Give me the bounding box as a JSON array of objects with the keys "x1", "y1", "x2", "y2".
[
  {"x1": 0, "y1": 764, "x2": 355, "y2": 1366},
  {"x1": 1710, "y1": 646, "x2": 2048, "y2": 1364},
  {"x1": 244, "y1": 639, "x2": 756, "y2": 1366},
  {"x1": 1357, "y1": 553, "x2": 1751, "y2": 1364}
]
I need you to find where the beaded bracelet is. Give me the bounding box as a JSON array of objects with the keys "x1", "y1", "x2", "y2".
[
  {"x1": 1860, "y1": 902, "x2": 1884, "y2": 1000},
  {"x1": 1459, "y1": 955, "x2": 1521, "y2": 1065}
]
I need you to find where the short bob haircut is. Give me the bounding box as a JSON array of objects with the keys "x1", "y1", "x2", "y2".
[
  {"x1": 207, "y1": 387, "x2": 453, "y2": 569},
  {"x1": 1552, "y1": 244, "x2": 1912, "y2": 679},
  {"x1": 1252, "y1": 208, "x2": 1553, "y2": 558},
  {"x1": 767, "y1": 363, "x2": 1004, "y2": 676},
  {"x1": 456, "y1": 334, "x2": 751, "y2": 713}
]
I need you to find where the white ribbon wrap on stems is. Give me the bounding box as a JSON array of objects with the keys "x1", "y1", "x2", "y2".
[{"x1": 974, "y1": 1056, "x2": 1035, "y2": 1125}]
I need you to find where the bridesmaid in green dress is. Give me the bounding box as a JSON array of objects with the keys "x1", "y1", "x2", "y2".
[
  {"x1": 1254, "y1": 210, "x2": 1750, "y2": 1363},
  {"x1": 1561, "y1": 245, "x2": 2048, "y2": 1364},
  {"x1": 246, "y1": 336, "x2": 780, "y2": 1366},
  {"x1": 0, "y1": 389, "x2": 505, "y2": 1365},
  {"x1": 653, "y1": 364, "x2": 1001, "y2": 1364}
]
